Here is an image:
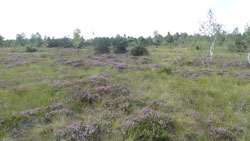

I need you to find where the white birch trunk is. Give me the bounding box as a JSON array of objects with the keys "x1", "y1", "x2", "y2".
[
  {"x1": 248, "y1": 52, "x2": 250, "y2": 63},
  {"x1": 210, "y1": 36, "x2": 217, "y2": 60}
]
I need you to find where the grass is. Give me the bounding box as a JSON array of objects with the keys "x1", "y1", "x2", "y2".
[{"x1": 0, "y1": 46, "x2": 250, "y2": 140}]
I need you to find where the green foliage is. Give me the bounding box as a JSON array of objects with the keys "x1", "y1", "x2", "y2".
[
  {"x1": 243, "y1": 24, "x2": 250, "y2": 47},
  {"x1": 227, "y1": 28, "x2": 247, "y2": 52},
  {"x1": 16, "y1": 33, "x2": 26, "y2": 46},
  {"x1": 199, "y1": 9, "x2": 223, "y2": 37},
  {"x1": 72, "y1": 29, "x2": 84, "y2": 48},
  {"x1": 153, "y1": 30, "x2": 162, "y2": 46},
  {"x1": 0, "y1": 35, "x2": 4, "y2": 47},
  {"x1": 26, "y1": 46, "x2": 38, "y2": 52},
  {"x1": 196, "y1": 45, "x2": 201, "y2": 50},
  {"x1": 30, "y1": 32, "x2": 43, "y2": 47},
  {"x1": 164, "y1": 32, "x2": 174, "y2": 44},
  {"x1": 130, "y1": 44, "x2": 149, "y2": 56},
  {"x1": 216, "y1": 32, "x2": 226, "y2": 46},
  {"x1": 160, "y1": 67, "x2": 172, "y2": 75},
  {"x1": 113, "y1": 35, "x2": 128, "y2": 53},
  {"x1": 46, "y1": 36, "x2": 72, "y2": 48},
  {"x1": 94, "y1": 37, "x2": 111, "y2": 54},
  {"x1": 137, "y1": 36, "x2": 151, "y2": 46}
]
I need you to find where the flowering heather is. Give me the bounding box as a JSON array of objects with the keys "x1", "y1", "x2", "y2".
[
  {"x1": 110, "y1": 84, "x2": 129, "y2": 96},
  {"x1": 87, "y1": 75, "x2": 108, "y2": 86},
  {"x1": 20, "y1": 108, "x2": 41, "y2": 116},
  {"x1": 3, "y1": 54, "x2": 35, "y2": 68},
  {"x1": 68, "y1": 85, "x2": 98, "y2": 104},
  {"x1": 52, "y1": 59, "x2": 87, "y2": 67},
  {"x1": 40, "y1": 54, "x2": 50, "y2": 58},
  {"x1": 46, "y1": 103, "x2": 63, "y2": 111},
  {"x1": 2, "y1": 46, "x2": 250, "y2": 140},
  {"x1": 95, "y1": 84, "x2": 129, "y2": 96},
  {"x1": 151, "y1": 64, "x2": 163, "y2": 70},
  {"x1": 45, "y1": 108, "x2": 71, "y2": 118},
  {"x1": 55, "y1": 122, "x2": 101, "y2": 140},
  {"x1": 105, "y1": 96, "x2": 146, "y2": 113},
  {"x1": 6, "y1": 61, "x2": 30, "y2": 68},
  {"x1": 122, "y1": 107, "x2": 176, "y2": 140},
  {"x1": 238, "y1": 72, "x2": 250, "y2": 79},
  {"x1": 149, "y1": 100, "x2": 176, "y2": 113},
  {"x1": 137, "y1": 57, "x2": 152, "y2": 64},
  {"x1": 95, "y1": 86, "x2": 112, "y2": 94},
  {"x1": 114, "y1": 63, "x2": 127, "y2": 70},
  {"x1": 20, "y1": 102, "x2": 67, "y2": 118},
  {"x1": 105, "y1": 55, "x2": 116, "y2": 59},
  {"x1": 11, "y1": 85, "x2": 25, "y2": 92},
  {"x1": 209, "y1": 127, "x2": 235, "y2": 140}
]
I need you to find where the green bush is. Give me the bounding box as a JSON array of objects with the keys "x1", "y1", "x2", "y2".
[
  {"x1": 26, "y1": 46, "x2": 37, "y2": 52},
  {"x1": 123, "y1": 108, "x2": 176, "y2": 140},
  {"x1": 227, "y1": 32, "x2": 247, "y2": 52},
  {"x1": 94, "y1": 38, "x2": 111, "y2": 54},
  {"x1": 130, "y1": 45, "x2": 149, "y2": 56},
  {"x1": 227, "y1": 40, "x2": 247, "y2": 52},
  {"x1": 113, "y1": 35, "x2": 128, "y2": 53},
  {"x1": 160, "y1": 67, "x2": 172, "y2": 75}
]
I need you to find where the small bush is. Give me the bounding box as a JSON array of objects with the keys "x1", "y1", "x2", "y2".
[
  {"x1": 227, "y1": 34, "x2": 247, "y2": 52},
  {"x1": 113, "y1": 35, "x2": 128, "y2": 53},
  {"x1": 26, "y1": 46, "x2": 37, "y2": 52},
  {"x1": 160, "y1": 67, "x2": 172, "y2": 75},
  {"x1": 94, "y1": 38, "x2": 110, "y2": 54},
  {"x1": 123, "y1": 107, "x2": 176, "y2": 140},
  {"x1": 54, "y1": 122, "x2": 101, "y2": 140},
  {"x1": 196, "y1": 45, "x2": 201, "y2": 50},
  {"x1": 228, "y1": 42, "x2": 247, "y2": 52},
  {"x1": 130, "y1": 44, "x2": 149, "y2": 56}
]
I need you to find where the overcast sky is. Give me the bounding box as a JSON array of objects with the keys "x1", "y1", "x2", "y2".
[{"x1": 0, "y1": 0, "x2": 250, "y2": 39}]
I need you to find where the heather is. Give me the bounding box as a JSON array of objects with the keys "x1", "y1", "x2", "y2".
[{"x1": 0, "y1": 46, "x2": 250, "y2": 140}]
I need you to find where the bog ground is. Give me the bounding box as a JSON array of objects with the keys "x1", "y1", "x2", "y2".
[{"x1": 0, "y1": 46, "x2": 250, "y2": 140}]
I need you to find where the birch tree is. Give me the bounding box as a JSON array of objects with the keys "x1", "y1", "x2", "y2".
[
  {"x1": 199, "y1": 9, "x2": 223, "y2": 60},
  {"x1": 248, "y1": 52, "x2": 250, "y2": 63}
]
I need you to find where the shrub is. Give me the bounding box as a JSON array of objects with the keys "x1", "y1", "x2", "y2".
[
  {"x1": 72, "y1": 28, "x2": 84, "y2": 48},
  {"x1": 26, "y1": 46, "x2": 37, "y2": 52},
  {"x1": 227, "y1": 32, "x2": 247, "y2": 52},
  {"x1": 94, "y1": 38, "x2": 110, "y2": 54},
  {"x1": 130, "y1": 44, "x2": 149, "y2": 56},
  {"x1": 45, "y1": 37, "x2": 72, "y2": 48},
  {"x1": 112, "y1": 35, "x2": 128, "y2": 53},
  {"x1": 196, "y1": 45, "x2": 201, "y2": 50},
  {"x1": 160, "y1": 67, "x2": 172, "y2": 75},
  {"x1": 227, "y1": 41, "x2": 247, "y2": 52},
  {"x1": 0, "y1": 35, "x2": 4, "y2": 47},
  {"x1": 54, "y1": 122, "x2": 101, "y2": 140},
  {"x1": 123, "y1": 107, "x2": 176, "y2": 140}
]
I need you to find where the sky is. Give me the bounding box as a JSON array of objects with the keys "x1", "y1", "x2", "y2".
[{"x1": 0, "y1": 0, "x2": 250, "y2": 39}]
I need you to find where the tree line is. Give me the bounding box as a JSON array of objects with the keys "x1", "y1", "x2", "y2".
[
  {"x1": 0, "y1": 28, "x2": 249, "y2": 50},
  {"x1": 1, "y1": 8, "x2": 250, "y2": 56}
]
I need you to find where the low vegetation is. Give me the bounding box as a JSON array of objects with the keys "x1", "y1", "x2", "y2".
[
  {"x1": 0, "y1": 44, "x2": 250, "y2": 140},
  {"x1": 130, "y1": 44, "x2": 149, "y2": 56},
  {"x1": 26, "y1": 46, "x2": 38, "y2": 52}
]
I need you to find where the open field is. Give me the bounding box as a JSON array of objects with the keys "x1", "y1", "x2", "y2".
[{"x1": 0, "y1": 46, "x2": 250, "y2": 140}]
